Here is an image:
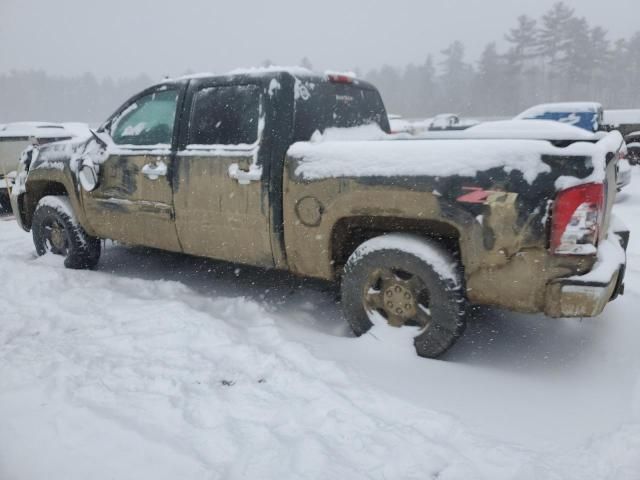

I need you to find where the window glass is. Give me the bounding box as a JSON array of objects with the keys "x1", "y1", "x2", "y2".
[
  {"x1": 111, "y1": 89, "x2": 178, "y2": 146},
  {"x1": 188, "y1": 85, "x2": 260, "y2": 146},
  {"x1": 293, "y1": 83, "x2": 389, "y2": 142}
]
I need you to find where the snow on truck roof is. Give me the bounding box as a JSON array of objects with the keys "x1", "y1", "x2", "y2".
[{"x1": 173, "y1": 66, "x2": 321, "y2": 82}]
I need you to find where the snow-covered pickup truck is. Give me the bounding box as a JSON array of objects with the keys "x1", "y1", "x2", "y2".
[{"x1": 10, "y1": 69, "x2": 629, "y2": 358}]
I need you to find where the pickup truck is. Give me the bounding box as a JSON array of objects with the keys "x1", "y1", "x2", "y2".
[{"x1": 10, "y1": 69, "x2": 629, "y2": 358}]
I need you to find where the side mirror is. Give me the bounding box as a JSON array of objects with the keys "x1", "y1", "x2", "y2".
[
  {"x1": 78, "y1": 155, "x2": 99, "y2": 192},
  {"x1": 90, "y1": 129, "x2": 113, "y2": 149}
]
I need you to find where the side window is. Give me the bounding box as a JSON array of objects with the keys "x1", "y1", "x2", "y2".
[
  {"x1": 188, "y1": 85, "x2": 260, "y2": 146},
  {"x1": 111, "y1": 89, "x2": 179, "y2": 146}
]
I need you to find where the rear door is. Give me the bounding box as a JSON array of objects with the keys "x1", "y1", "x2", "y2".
[
  {"x1": 82, "y1": 86, "x2": 182, "y2": 251},
  {"x1": 173, "y1": 80, "x2": 274, "y2": 267}
]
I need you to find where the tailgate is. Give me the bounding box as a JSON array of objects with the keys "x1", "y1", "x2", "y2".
[{"x1": 600, "y1": 139, "x2": 624, "y2": 241}]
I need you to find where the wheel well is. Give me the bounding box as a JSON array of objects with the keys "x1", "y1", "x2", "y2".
[
  {"x1": 331, "y1": 216, "x2": 461, "y2": 276},
  {"x1": 22, "y1": 181, "x2": 69, "y2": 230}
]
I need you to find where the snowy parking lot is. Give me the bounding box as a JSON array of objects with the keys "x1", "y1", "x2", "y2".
[{"x1": 1, "y1": 171, "x2": 639, "y2": 479}]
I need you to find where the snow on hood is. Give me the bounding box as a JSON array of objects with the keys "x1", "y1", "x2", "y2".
[{"x1": 0, "y1": 122, "x2": 72, "y2": 139}]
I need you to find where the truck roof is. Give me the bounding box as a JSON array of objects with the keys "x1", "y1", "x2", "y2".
[{"x1": 160, "y1": 67, "x2": 379, "y2": 91}]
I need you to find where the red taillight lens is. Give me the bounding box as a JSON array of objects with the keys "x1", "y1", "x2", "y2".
[
  {"x1": 550, "y1": 182, "x2": 604, "y2": 255},
  {"x1": 327, "y1": 73, "x2": 354, "y2": 84}
]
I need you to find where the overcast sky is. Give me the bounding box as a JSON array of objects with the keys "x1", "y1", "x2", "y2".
[{"x1": 1, "y1": 0, "x2": 637, "y2": 80}]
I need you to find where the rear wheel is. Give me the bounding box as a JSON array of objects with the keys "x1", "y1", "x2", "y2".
[
  {"x1": 341, "y1": 234, "x2": 466, "y2": 358},
  {"x1": 32, "y1": 195, "x2": 101, "y2": 269}
]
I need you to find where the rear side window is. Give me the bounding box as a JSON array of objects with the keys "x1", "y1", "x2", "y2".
[
  {"x1": 293, "y1": 83, "x2": 389, "y2": 142},
  {"x1": 188, "y1": 85, "x2": 261, "y2": 146}
]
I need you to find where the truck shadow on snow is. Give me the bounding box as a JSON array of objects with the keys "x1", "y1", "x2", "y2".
[{"x1": 98, "y1": 243, "x2": 606, "y2": 371}]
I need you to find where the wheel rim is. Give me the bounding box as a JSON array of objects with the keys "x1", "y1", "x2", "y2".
[
  {"x1": 42, "y1": 217, "x2": 69, "y2": 255},
  {"x1": 363, "y1": 267, "x2": 432, "y2": 329}
]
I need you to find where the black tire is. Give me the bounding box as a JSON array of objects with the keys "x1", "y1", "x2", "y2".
[
  {"x1": 341, "y1": 234, "x2": 466, "y2": 359},
  {"x1": 0, "y1": 191, "x2": 11, "y2": 214},
  {"x1": 32, "y1": 195, "x2": 101, "y2": 269}
]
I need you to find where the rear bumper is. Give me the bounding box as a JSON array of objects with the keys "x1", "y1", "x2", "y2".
[{"x1": 544, "y1": 224, "x2": 628, "y2": 318}]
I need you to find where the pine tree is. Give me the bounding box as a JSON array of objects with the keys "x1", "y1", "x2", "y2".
[
  {"x1": 538, "y1": 2, "x2": 576, "y2": 100},
  {"x1": 475, "y1": 42, "x2": 507, "y2": 114},
  {"x1": 561, "y1": 17, "x2": 592, "y2": 98},
  {"x1": 538, "y1": 2, "x2": 575, "y2": 65},
  {"x1": 438, "y1": 41, "x2": 473, "y2": 113},
  {"x1": 626, "y1": 32, "x2": 640, "y2": 105},
  {"x1": 505, "y1": 15, "x2": 539, "y2": 70}
]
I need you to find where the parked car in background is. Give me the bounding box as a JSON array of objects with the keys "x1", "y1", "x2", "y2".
[
  {"x1": 387, "y1": 114, "x2": 414, "y2": 134},
  {"x1": 515, "y1": 102, "x2": 603, "y2": 132},
  {"x1": 0, "y1": 122, "x2": 89, "y2": 212},
  {"x1": 625, "y1": 131, "x2": 640, "y2": 165},
  {"x1": 427, "y1": 113, "x2": 479, "y2": 131},
  {"x1": 516, "y1": 103, "x2": 633, "y2": 191},
  {"x1": 602, "y1": 110, "x2": 640, "y2": 167},
  {"x1": 388, "y1": 114, "x2": 479, "y2": 136},
  {"x1": 603, "y1": 109, "x2": 640, "y2": 136}
]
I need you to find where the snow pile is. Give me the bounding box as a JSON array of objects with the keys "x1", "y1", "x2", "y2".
[
  {"x1": 0, "y1": 226, "x2": 530, "y2": 479},
  {"x1": 2, "y1": 169, "x2": 640, "y2": 479}
]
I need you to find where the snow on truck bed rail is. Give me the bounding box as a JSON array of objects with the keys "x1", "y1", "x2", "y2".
[{"x1": 289, "y1": 125, "x2": 623, "y2": 186}]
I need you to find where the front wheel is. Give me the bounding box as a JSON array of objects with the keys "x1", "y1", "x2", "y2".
[
  {"x1": 341, "y1": 234, "x2": 466, "y2": 359},
  {"x1": 32, "y1": 195, "x2": 101, "y2": 269},
  {"x1": 0, "y1": 191, "x2": 11, "y2": 213}
]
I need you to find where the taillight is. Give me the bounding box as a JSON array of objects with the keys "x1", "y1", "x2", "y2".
[
  {"x1": 327, "y1": 73, "x2": 354, "y2": 84},
  {"x1": 550, "y1": 182, "x2": 604, "y2": 255}
]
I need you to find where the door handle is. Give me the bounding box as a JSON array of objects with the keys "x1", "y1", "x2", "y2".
[
  {"x1": 228, "y1": 163, "x2": 261, "y2": 185},
  {"x1": 141, "y1": 161, "x2": 167, "y2": 180}
]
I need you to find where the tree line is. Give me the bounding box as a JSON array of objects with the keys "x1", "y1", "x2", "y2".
[
  {"x1": 0, "y1": 2, "x2": 638, "y2": 124},
  {"x1": 0, "y1": 71, "x2": 154, "y2": 124},
  {"x1": 367, "y1": 2, "x2": 640, "y2": 117}
]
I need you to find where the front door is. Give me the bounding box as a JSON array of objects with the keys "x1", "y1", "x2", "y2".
[
  {"x1": 173, "y1": 82, "x2": 274, "y2": 267},
  {"x1": 82, "y1": 87, "x2": 182, "y2": 252}
]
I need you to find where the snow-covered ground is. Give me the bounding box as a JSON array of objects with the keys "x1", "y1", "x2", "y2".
[{"x1": 1, "y1": 172, "x2": 640, "y2": 479}]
